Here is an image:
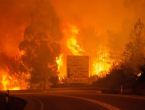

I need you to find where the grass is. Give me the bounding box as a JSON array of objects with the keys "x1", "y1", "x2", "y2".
[{"x1": 0, "y1": 91, "x2": 27, "y2": 110}]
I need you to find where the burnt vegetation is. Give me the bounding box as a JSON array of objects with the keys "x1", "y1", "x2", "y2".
[{"x1": 92, "y1": 19, "x2": 145, "y2": 95}]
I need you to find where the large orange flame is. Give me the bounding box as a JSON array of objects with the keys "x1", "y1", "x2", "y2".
[
  {"x1": 91, "y1": 48, "x2": 111, "y2": 76},
  {"x1": 1, "y1": 71, "x2": 30, "y2": 90},
  {"x1": 1, "y1": 70, "x2": 20, "y2": 90},
  {"x1": 59, "y1": 23, "x2": 111, "y2": 79},
  {"x1": 0, "y1": 23, "x2": 111, "y2": 90},
  {"x1": 63, "y1": 24, "x2": 84, "y2": 55}
]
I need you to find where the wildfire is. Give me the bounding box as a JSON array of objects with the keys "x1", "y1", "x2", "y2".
[
  {"x1": 1, "y1": 72, "x2": 20, "y2": 90},
  {"x1": 91, "y1": 47, "x2": 111, "y2": 76},
  {"x1": 1, "y1": 74, "x2": 8, "y2": 90},
  {"x1": 60, "y1": 23, "x2": 111, "y2": 78},
  {"x1": 0, "y1": 23, "x2": 111, "y2": 90},
  {"x1": 56, "y1": 54, "x2": 63, "y2": 71},
  {"x1": 63, "y1": 24, "x2": 84, "y2": 55},
  {"x1": 56, "y1": 23, "x2": 86, "y2": 81},
  {"x1": 67, "y1": 37, "x2": 84, "y2": 55},
  {"x1": 0, "y1": 68, "x2": 30, "y2": 90}
]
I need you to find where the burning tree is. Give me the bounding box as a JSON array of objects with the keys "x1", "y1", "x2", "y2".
[
  {"x1": 77, "y1": 27, "x2": 110, "y2": 76},
  {"x1": 92, "y1": 19, "x2": 145, "y2": 90},
  {"x1": 19, "y1": 0, "x2": 62, "y2": 89}
]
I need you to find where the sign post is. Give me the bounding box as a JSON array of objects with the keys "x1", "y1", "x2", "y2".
[{"x1": 66, "y1": 55, "x2": 89, "y2": 83}]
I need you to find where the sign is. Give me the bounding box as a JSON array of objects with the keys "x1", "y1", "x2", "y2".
[{"x1": 67, "y1": 55, "x2": 89, "y2": 83}]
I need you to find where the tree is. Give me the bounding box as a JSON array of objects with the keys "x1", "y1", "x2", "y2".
[
  {"x1": 92, "y1": 19, "x2": 145, "y2": 90},
  {"x1": 92, "y1": 63, "x2": 137, "y2": 90},
  {"x1": 123, "y1": 19, "x2": 145, "y2": 73},
  {"x1": 19, "y1": 0, "x2": 62, "y2": 89}
]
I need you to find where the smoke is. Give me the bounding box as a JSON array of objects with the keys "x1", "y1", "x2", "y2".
[
  {"x1": 0, "y1": 0, "x2": 37, "y2": 56},
  {"x1": 0, "y1": 0, "x2": 38, "y2": 76},
  {"x1": 0, "y1": 0, "x2": 144, "y2": 83},
  {"x1": 50, "y1": 0, "x2": 134, "y2": 34},
  {"x1": 0, "y1": 0, "x2": 144, "y2": 65},
  {"x1": 50, "y1": 0, "x2": 145, "y2": 60},
  {"x1": 50, "y1": 0, "x2": 145, "y2": 37}
]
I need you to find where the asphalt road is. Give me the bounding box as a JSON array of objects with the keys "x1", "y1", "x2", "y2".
[{"x1": 11, "y1": 88, "x2": 145, "y2": 110}]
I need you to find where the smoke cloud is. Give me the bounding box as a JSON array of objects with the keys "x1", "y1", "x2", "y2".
[
  {"x1": 0, "y1": 0, "x2": 36, "y2": 56},
  {"x1": 50, "y1": 0, "x2": 145, "y2": 60},
  {"x1": 0, "y1": 0, "x2": 145, "y2": 75}
]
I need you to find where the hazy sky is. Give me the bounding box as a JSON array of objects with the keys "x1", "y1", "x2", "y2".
[{"x1": 50, "y1": 0, "x2": 145, "y2": 34}]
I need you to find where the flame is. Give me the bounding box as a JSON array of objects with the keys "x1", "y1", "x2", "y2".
[
  {"x1": 56, "y1": 54, "x2": 66, "y2": 82},
  {"x1": 59, "y1": 24, "x2": 111, "y2": 79},
  {"x1": 1, "y1": 72, "x2": 20, "y2": 90},
  {"x1": 91, "y1": 47, "x2": 111, "y2": 76},
  {"x1": 0, "y1": 69, "x2": 30, "y2": 90},
  {"x1": 0, "y1": 23, "x2": 112, "y2": 90},
  {"x1": 0, "y1": 49, "x2": 30, "y2": 90},
  {"x1": 63, "y1": 24, "x2": 84, "y2": 55},
  {"x1": 56, "y1": 54, "x2": 63, "y2": 72},
  {"x1": 67, "y1": 37, "x2": 84, "y2": 55},
  {"x1": 56, "y1": 23, "x2": 85, "y2": 81},
  {"x1": 1, "y1": 74, "x2": 8, "y2": 90}
]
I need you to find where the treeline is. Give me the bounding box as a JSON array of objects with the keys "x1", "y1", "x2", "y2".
[{"x1": 92, "y1": 19, "x2": 145, "y2": 95}]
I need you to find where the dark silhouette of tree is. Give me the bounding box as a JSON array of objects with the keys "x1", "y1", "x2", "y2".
[
  {"x1": 123, "y1": 19, "x2": 145, "y2": 73},
  {"x1": 92, "y1": 63, "x2": 137, "y2": 90},
  {"x1": 92, "y1": 19, "x2": 145, "y2": 91},
  {"x1": 19, "y1": 0, "x2": 62, "y2": 89}
]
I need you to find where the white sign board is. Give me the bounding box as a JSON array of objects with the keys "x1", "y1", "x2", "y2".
[{"x1": 67, "y1": 55, "x2": 89, "y2": 83}]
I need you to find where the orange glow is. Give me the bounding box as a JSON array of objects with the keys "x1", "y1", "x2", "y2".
[
  {"x1": 1, "y1": 0, "x2": 145, "y2": 89},
  {"x1": 56, "y1": 54, "x2": 63, "y2": 71},
  {"x1": 63, "y1": 24, "x2": 84, "y2": 55},
  {"x1": 91, "y1": 48, "x2": 111, "y2": 76},
  {"x1": 56, "y1": 54, "x2": 65, "y2": 82},
  {"x1": 19, "y1": 50, "x2": 25, "y2": 56},
  {"x1": 59, "y1": 24, "x2": 111, "y2": 78},
  {"x1": 0, "y1": 69, "x2": 30, "y2": 90},
  {"x1": 1, "y1": 72, "x2": 20, "y2": 90},
  {"x1": 1, "y1": 74, "x2": 8, "y2": 90},
  {"x1": 67, "y1": 37, "x2": 84, "y2": 55}
]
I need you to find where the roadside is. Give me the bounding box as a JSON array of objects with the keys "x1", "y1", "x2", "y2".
[{"x1": 0, "y1": 91, "x2": 27, "y2": 110}]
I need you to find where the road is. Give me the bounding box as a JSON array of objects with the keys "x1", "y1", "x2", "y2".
[{"x1": 11, "y1": 88, "x2": 145, "y2": 110}]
